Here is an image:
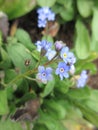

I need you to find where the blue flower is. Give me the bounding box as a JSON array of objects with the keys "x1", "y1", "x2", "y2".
[
  {"x1": 60, "y1": 47, "x2": 76, "y2": 65},
  {"x1": 35, "y1": 40, "x2": 52, "y2": 52},
  {"x1": 76, "y1": 70, "x2": 88, "y2": 88},
  {"x1": 36, "y1": 66, "x2": 53, "y2": 84},
  {"x1": 47, "y1": 10, "x2": 55, "y2": 21},
  {"x1": 56, "y1": 62, "x2": 70, "y2": 80},
  {"x1": 38, "y1": 20, "x2": 47, "y2": 28},
  {"x1": 45, "y1": 49, "x2": 56, "y2": 60},
  {"x1": 37, "y1": 7, "x2": 55, "y2": 28}
]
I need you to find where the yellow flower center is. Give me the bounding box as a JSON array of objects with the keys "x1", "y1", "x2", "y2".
[{"x1": 63, "y1": 53, "x2": 67, "y2": 58}]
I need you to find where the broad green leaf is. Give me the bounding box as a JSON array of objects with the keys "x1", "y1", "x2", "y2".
[
  {"x1": 84, "y1": 52, "x2": 98, "y2": 62},
  {"x1": 84, "y1": 90, "x2": 98, "y2": 112},
  {"x1": 77, "y1": 0, "x2": 93, "y2": 17},
  {"x1": 4, "y1": 69, "x2": 17, "y2": 83},
  {"x1": 38, "y1": 110, "x2": 67, "y2": 130},
  {"x1": 75, "y1": 20, "x2": 90, "y2": 59},
  {"x1": 52, "y1": 4, "x2": 63, "y2": 14},
  {"x1": 91, "y1": 37, "x2": 98, "y2": 52},
  {"x1": 40, "y1": 80, "x2": 55, "y2": 97},
  {"x1": 56, "y1": 0, "x2": 66, "y2": 5},
  {"x1": 7, "y1": 43, "x2": 36, "y2": 73},
  {"x1": 0, "y1": 120, "x2": 23, "y2": 130},
  {"x1": 91, "y1": 8, "x2": 98, "y2": 52},
  {"x1": 92, "y1": 8, "x2": 98, "y2": 41},
  {"x1": 0, "y1": 90, "x2": 9, "y2": 115},
  {"x1": 76, "y1": 60, "x2": 97, "y2": 74},
  {"x1": 0, "y1": 0, "x2": 36, "y2": 19},
  {"x1": 60, "y1": 0, "x2": 74, "y2": 21},
  {"x1": 37, "y1": 0, "x2": 56, "y2": 7},
  {"x1": 15, "y1": 29, "x2": 35, "y2": 51},
  {"x1": 67, "y1": 86, "x2": 91, "y2": 100},
  {"x1": 44, "y1": 99, "x2": 66, "y2": 119},
  {"x1": 75, "y1": 102, "x2": 98, "y2": 127}
]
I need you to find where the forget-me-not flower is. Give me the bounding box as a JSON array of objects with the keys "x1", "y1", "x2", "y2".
[
  {"x1": 36, "y1": 66, "x2": 53, "y2": 84},
  {"x1": 76, "y1": 70, "x2": 88, "y2": 88},
  {"x1": 45, "y1": 49, "x2": 56, "y2": 60},
  {"x1": 37, "y1": 7, "x2": 55, "y2": 28},
  {"x1": 35, "y1": 40, "x2": 52, "y2": 52},
  {"x1": 60, "y1": 46, "x2": 76, "y2": 65},
  {"x1": 56, "y1": 62, "x2": 70, "y2": 80}
]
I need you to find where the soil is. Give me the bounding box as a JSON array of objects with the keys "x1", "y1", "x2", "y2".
[{"x1": 10, "y1": 10, "x2": 98, "y2": 89}]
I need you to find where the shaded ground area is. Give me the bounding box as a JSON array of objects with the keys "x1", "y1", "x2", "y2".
[{"x1": 10, "y1": 10, "x2": 98, "y2": 89}]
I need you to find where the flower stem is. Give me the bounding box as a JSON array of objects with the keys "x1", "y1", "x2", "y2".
[{"x1": 7, "y1": 53, "x2": 59, "y2": 86}]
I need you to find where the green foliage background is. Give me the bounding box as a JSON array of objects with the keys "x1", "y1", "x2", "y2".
[{"x1": 0, "y1": 0, "x2": 98, "y2": 130}]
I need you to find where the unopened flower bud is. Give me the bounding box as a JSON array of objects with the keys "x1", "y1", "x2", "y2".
[{"x1": 55, "y1": 41, "x2": 65, "y2": 51}]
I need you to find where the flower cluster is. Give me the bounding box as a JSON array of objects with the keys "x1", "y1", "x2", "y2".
[
  {"x1": 36, "y1": 40, "x2": 77, "y2": 83},
  {"x1": 37, "y1": 7, "x2": 55, "y2": 28},
  {"x1": 76, "y1": 70, "x2": 88, "y2": 88},
  {"x1": 55, "y1": 42, "x2": 76, "y2": 80},
  {"x1": 35, "y1": 40, "x2": 56, "y2": 60}
]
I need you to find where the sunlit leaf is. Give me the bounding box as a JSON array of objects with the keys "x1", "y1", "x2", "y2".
[
  {"x1": 77, "y1": 0, "x2": 93, "y2": 17},
  {"x1": 75, "y1": 20, "x2": 90, "y2": 59}
]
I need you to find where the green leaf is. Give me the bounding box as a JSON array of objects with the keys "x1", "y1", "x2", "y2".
[
  {"x1": 38, "y1": 110, "x2": 67, "y2": 130},
  {"x1": 0, "y1": 120, "x2": 23, "y2": 130},
  {"x1": 56, "y1": 0, "x2": 66, "y2": 5},
  {"x1": 40, "y1": 80, "x2": 55, "y2": 97},
  {"x1": 77, "y1": 0, "x2": 93, "y2": 17},
  {"x1": 76, "y1": 60, "x2": 97, "y2": 74},
  {"x1": 15, "y1": 28, "x2": 35, "y2": 51},
  {"x1": 67, "y1": 87, "x2": 91, "y2": 100},
  {"x1": 92, "y1": 8, "x2": 98, "y2": 37},
  {"x1": 31, "y1": 50, "x2": 40, "y2": 60},
  {"x1": 37, "y1": 0, "x2": 56, "y2": 7},
  {"x1": 0, "y1": 0, "x2": 36, "y2": 19},
  {"x1": 60, "y1": 0, "x2": 74, "y2": 21},
  {"x1": 75, "y1": 102, "x2": 98, "y2": 127},
  {"x1": 44, "y1": 99, "x2": 66, "y2": 119},
  {"x1": 0, "y1": 47, "x2": 11, "y2": 69},
  {"x1": 7, "y1": 43, "x2": 36, "y2": 73},
  {"x1": 4, "y1": 69, "x2": 17, "y2": 83},
  {"x1": 75, "y1": 20, "x2": 90, "y2": 59},
  {"x1": 91, "y1": 8, "x2": 98, "y2": 52},
  {"x1": 84, "y1": 90, "x2": 98, "y2": 113},
  {"x1": 0, "y1": 90, "x2": 9, "y2": 115},
  {"x1": 55, "y1": 77, "x2": 71, "y2": 94},
  {"x1": 84, "y1": 52, "x2": 98, "y2": 62}
]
